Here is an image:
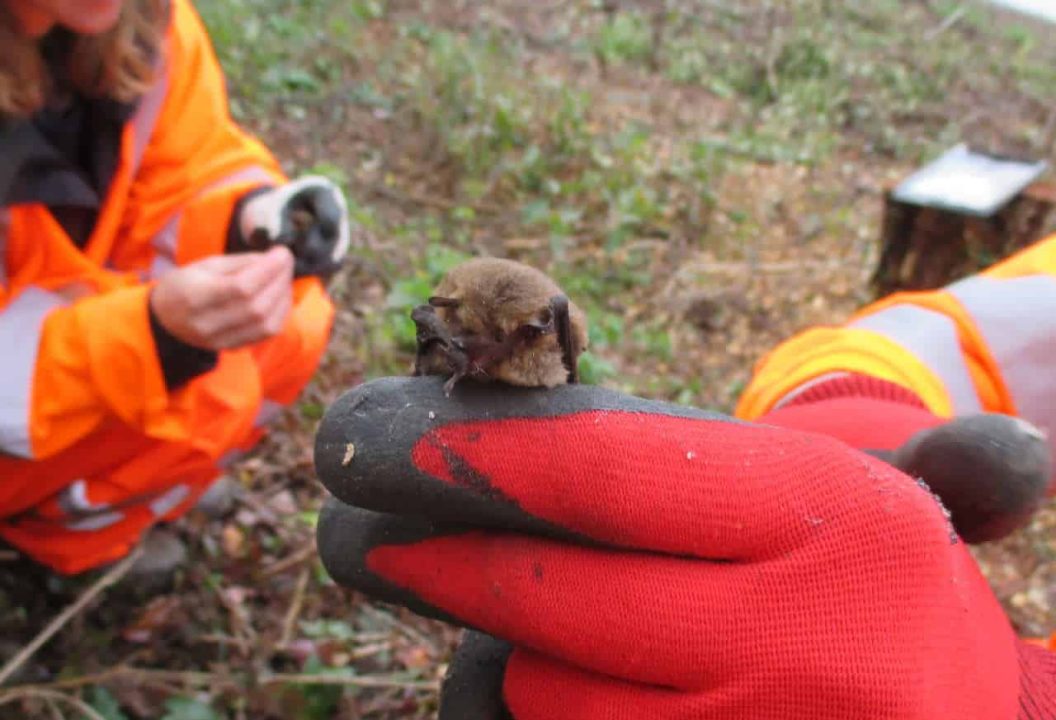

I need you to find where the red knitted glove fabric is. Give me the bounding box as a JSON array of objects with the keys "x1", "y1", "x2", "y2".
[
  {"x1": 757, "y1": 374, "x2": 943, "y2": 451},
  {"x1": 315, "y1": 379, "x2": 1028, "y2": 720}
]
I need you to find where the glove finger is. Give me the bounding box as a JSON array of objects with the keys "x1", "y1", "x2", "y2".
[
  {"x1": 501, "y1": 649, "x2": 706, "y2": 720},
  {"x1": 316, "y1": 377, "x2": 937, "y2": 561},
  {"x1": 318, "y1": 496, "x2": 950, "y2": 690},
  {"x1": 438, "y1": 630, "x2": 513, "y2": 720},
  {"x1": 316, "y1": 498, "x2": 462, "y2": 624}
]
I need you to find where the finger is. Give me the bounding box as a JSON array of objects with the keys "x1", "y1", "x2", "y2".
[
  {"x1": 503, "y1": 650, "x2": 696, "y2": 720},
  {"x1": 210, "y1": 280, "x2": 293, "y2": 349},
  {"x1": 315, "y1": 377, "x2": 932, "y2": 560},
  {"x1": 316, "y1": 499, "x2": 463, "y2": 624},
  {"x1": 318, "y1": 495, "x2": 989, "y2": 690},
  {"x1": 318, "y1": 499, "x2": 846, "y2": 688},
  {"x1": 438, "y1": 631, "x2": 513, "y2": 720},
  {"x1": 191, "y1": 246, "x2": 293, "y2": 309},
  {"x1": 884, "y1": 413, "x2": 1052, "y2": 543},
  {"x1": 225, "y1": 245, "x2": 294, "y2": 283},
  {"x1": 188, "y1": 251, "x2": 268, "y2": 274}
]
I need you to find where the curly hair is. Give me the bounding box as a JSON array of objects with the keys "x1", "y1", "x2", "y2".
[{"x1": 0, "y1": 0, "x2": 168, "y2": 119}]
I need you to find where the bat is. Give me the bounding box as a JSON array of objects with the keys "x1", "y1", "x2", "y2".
[{"x1": 411, "y1": 258, "x2": 589, "y2": 395}]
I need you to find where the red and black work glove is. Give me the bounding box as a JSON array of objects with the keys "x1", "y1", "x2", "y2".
[{"x1": 313, "y1": 377, "x2": 1056, "y2": 719}]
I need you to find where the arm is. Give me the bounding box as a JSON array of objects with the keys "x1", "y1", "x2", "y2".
[{"x1": 735, "y1": 233, "x2": 1056, "y2": 424}]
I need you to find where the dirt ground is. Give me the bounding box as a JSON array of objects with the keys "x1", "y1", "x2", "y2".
[{"x1": 3, "y1": 1, "x2": 1056, "y2": 718}]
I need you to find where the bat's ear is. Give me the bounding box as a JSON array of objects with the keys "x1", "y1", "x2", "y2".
[
  {"x1": 550, "y1": 295, "x2": 580, "y2": 384},
  {"x1": 428, "y1": 296, "x2": 461, "y2": 308}
]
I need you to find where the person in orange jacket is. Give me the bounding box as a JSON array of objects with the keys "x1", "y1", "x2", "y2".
[
  {"x1": 313, "y1": 233, "x2": 1056, "y2": 719},
  {"x1": 0, "y1": 0, "x2": 349, "y2": 574}
]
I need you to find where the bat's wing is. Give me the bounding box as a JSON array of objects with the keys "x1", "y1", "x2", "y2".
[
  {"x1": 411, "y1": 305, "x2": 454, "y2": 376},
  {"x1": 412, "y1": 304, "x2": 472, "y2": 394}
]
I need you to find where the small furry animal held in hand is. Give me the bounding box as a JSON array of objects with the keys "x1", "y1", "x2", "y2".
[{"x1": 411, "y1": 257, "x2": 589, "y2": 394}]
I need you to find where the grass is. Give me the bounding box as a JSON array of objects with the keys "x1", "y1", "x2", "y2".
[
  {"x1": 9, "y1": 1, "x2": 1056, "y2": 718},
  {"x1": 197, "y1": 0, "x2": 1056, "y2": 409}
]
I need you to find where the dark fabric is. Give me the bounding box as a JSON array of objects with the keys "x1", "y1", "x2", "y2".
[{"x1": 148, "y1": 300, "x2": 218, "y2": 391}]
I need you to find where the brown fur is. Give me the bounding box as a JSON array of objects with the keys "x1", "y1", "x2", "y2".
[{"x1": 417, "y1": 258, "x2": 589, "y2": 389}]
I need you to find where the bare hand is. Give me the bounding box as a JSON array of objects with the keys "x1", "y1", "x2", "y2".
[{"x1": 150, "y1": 246, "x2": 294, "y2": 351}]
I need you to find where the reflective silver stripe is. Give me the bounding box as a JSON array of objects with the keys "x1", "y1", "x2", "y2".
[
  {"x1": 948, "y1": 274, "x2": 1056, "y2": 438},
  {"x1": 130, "y1": 62, "x2": 170, "y2": 173},
  {"x1": 66, "y1": 511, "x2": 125, "y2": 532},
  {"x1": 218, "y1": 449, "x2": 247, "y2": 468},
  {"x1": 850, "y1": 304, "x2": 982, "y2": 414},
  {"x1": 57, "y1": 480, "x2": 109, "y2": 515},
  {"x1": 150, "y1": 484, "x2": 190, "y2": 517},
  {"x1": 146, "y1": 165, "x2": 278, "y2": 279},
  {"x1": 256, "y1": 399, "x2": 284, "y2": 428},
  {"x1": 152, "y1": 214, "x2": 180, "y2": 258},
  {"x1": 0, "y1": 288, "x2": 65, "y2": 457},
  {"x1": 149, "y1": 253, "x2": 176, "y2": 279},
  {"x1": 200, "y1": 166, "x2": 277, "y2": 195}
]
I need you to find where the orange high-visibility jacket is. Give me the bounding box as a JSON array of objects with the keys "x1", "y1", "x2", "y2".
[
  {"x1": 737, "y1": 234, "x2": 1056, "y2": 460},
  {"x1": 0, "y1": 1, "x2": 331, "y2": 514}
]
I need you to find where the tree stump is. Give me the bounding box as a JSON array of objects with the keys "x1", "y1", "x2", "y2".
[{"x1": 871, "y1": 180, "x2": 1056, "y2": 297}]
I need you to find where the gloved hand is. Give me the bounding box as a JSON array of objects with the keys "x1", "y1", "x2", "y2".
[
  {"x1": 236, "y1": 175, "x2": 350, "y2": 278},
  {"x1": 314, "y1": 377, "x2": 1056, "y2": 720}
]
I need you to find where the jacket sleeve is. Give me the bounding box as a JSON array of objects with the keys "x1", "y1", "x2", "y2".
[
  {"x1": 735, "y1": 234, "x2": 1056, "y2": 425},
  {"x1": 0, "y1": 0, "x2": 293, "y2": 461}
]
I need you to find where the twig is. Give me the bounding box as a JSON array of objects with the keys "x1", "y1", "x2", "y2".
[
  {"x1": 5, "y1": 666, "x2": 439, "y2": 694},
  {"x1": 358, "y1": 604, "x2": 440, "y2": 656},
  {"x1": 196, "y1": 634, "x2": 249, "y2": 650},
  {"x1": 351, "y1": 642, "x2": 394, "y2": 661},
  {"x1": 261, "y1": 541, "x2": 316, "y2": 577},
  {"x1": 279, "y1": 567, "x2": 310, "y2": 648},
  {"x1": 0, "y1": 688, "x2": 107, "y2": 720},
  {"x1": 925, "y1": 5, "x2": 965, "y2": 40},
  {"x1": 44, "y1": 695, "x2": 64, "y2": 720},
  {"x1": 0, "y1": 546, "x2": 143, "y2": 687},
  {"x1": 263, "y1": 672, "x2": 439, "y2": 691}
]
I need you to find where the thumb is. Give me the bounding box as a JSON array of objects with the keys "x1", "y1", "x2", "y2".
[{"x1": 439, "y1": 631, "x2": 514, "y2": 720}]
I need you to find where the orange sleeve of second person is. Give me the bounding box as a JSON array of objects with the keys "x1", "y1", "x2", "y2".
[{"x1": 735, "y1": 233, "x2": 1056, "y2": 422}]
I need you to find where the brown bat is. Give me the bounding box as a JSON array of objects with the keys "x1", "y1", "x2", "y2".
[{"x1": 411, "y1": 258, "x2": 589, "y2": 395}]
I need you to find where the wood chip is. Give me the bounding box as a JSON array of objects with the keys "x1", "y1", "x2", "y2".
[{"x1": 342, "y1": 443, "x2": 356, "y2": 466}]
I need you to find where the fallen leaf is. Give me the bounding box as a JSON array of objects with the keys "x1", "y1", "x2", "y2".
[{"x1": 221, "y1": 524, "x2": 245, "y2": 558}]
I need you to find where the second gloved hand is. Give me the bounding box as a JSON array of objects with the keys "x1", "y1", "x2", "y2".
[
  {"x1": 313, "y1": 377, "x2": 1053, "y2": 720},
  {"x1": 236, "y1": 175, "x2": 350, "y2": 278}
]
